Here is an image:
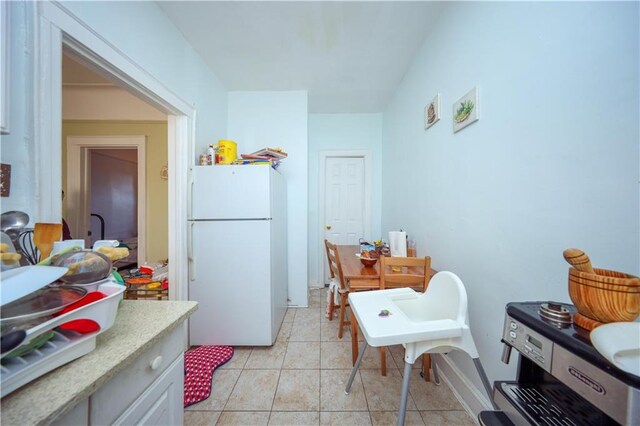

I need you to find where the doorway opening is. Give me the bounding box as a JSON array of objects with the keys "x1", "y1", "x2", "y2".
[
  {"x1": 89, "y1": 148, "x2": 138, "y2": 246},
  {"x1": 66, "y1": 135, "x2": 147, "y2": 270},
  {"x1": 62, "y1": 49, "x2": 166, "y2": 275},
  {"x1": 34, "y1": 4, "x2": 195, "y2": 301}
]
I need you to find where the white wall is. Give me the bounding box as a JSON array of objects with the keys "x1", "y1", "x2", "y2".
[
  {"x1": 227, "y1": 91, "x2": 309, "y2": 307},
  {"x1": 0, "y1": 0, "x2": 228, "y2": 220},
  {"x1": 308, "y1": 113, "x2": 383, "y2": 287},
  {"x1": 59, "y1": 0, "x2": 228, "y2": 159},
  {"x1": 382, "y1": 0, "x2": 639, "y2": 404},
  {"x1": 1, "y1": 1, "x2": 36, "y2": 214}
]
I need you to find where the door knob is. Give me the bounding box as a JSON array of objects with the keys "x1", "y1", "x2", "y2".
[{"x1": 325, "y1": 225, "x2": 332, "y2": 230}]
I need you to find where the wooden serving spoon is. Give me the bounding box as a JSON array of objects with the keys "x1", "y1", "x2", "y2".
[
  {"x1": 563, "y1": 248, "x2": 596, "y2": 274},
  {"x1": 33, "y1": 223, "x2": 63, "y2": 261}
]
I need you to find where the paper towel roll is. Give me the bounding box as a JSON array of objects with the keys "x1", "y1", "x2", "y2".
[{"x1": 389, "y1": 231, "x2": 407, "y2": 257}]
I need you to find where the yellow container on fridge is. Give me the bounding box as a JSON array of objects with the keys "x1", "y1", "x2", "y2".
[{"x1": 217, "y1": 140, "x2": 237, "y2": 164}]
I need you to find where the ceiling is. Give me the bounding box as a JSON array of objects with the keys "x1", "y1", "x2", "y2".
[
  {"x1": 157, "y1": 1, "x2": 446, "y2": 113},
  {"x1": 62, "y1": 54, "x2": 112, "y2": 85}
]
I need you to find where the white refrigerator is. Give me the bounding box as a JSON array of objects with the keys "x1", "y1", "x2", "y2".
[{"x1": 188, "y1": 165, "x2": 288, "y2": 346}]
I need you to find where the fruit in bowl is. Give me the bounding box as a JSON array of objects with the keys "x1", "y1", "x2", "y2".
[{"x1": 359, "y1": 250, "x2": 378, "y2": 267}]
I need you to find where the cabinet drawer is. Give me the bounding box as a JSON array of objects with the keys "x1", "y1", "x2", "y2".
[
  {"x1": 90, "y1": 326, "x2": 183, "y2": 425},
  {"x1": 114, "y1": 354, "x2": 184, "y2": 425}
]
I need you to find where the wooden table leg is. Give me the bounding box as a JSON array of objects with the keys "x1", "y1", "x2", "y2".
[
  {"x1": 380, "y1": 347, "x2": 387, "y2": 376},
  {"x1": 422, "y1": 354, "x2": 431, "y2": 382}
]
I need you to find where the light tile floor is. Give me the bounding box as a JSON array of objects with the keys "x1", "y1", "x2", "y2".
[{"x1": 184, "y1": 289, "x2": 476, "y2": 426}]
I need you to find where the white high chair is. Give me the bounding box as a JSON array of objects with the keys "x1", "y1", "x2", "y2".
[{"x1": 344, "y1": 271, "x2": 496, "y2": 426}]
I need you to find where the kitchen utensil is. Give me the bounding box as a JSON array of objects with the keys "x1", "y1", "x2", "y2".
[
  {"x1": 33, "y1": 223, "x2": 63, "y2": 261},
  {"x1": 590, "y1": 322, "x2": 640, "y2": 377},
  {"x1": 52, "y1": 250, "x2": 112, "y2": 284},
  {"x1": 1, "y1": 286, "x2": 87, "y2": 327},
  {"x1": 57, "y1": 291, "x2": 107, "y2": 334},
  {"x1": 0, "y1": 282, "x2": 124, "y2": 397},
  {"x1": 17, "y1": 230, "x2": 37, "y2": 265},
  {"x1": 2, "y1": 331, "x2": 55, "y2": 359},
  {"x1": 562, "y1": 248, "x2": 595, "y2": 274},
  {"x1": 1, "y1": 329, "x2": 26, "y2": 354},
  {"x1": 568, "y1": 267, "x2": 640, "y2": 330},
  {"x1": 0, "y1": 265, "x2": 69, "y2": 306},
  {"x1": 1, "y1": 211, "x2": 30, "y2": 240},
  {"x1": 38, "y1": 245, "x2": 82, "y2": 266}
]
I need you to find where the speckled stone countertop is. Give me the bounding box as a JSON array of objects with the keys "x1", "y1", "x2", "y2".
[{"x1": 1, "y1": 300, "x2": 198, "y2": 426}]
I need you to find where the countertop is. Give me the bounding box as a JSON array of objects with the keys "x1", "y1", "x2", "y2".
[{"x1": 1, "y1": 300, "x2": 198, "y2": 425}]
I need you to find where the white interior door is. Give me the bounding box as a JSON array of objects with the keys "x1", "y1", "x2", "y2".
[{"x1": 322, "y1": 156, "x2": 366, "y2": 284}]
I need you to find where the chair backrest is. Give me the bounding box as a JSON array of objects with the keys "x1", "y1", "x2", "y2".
[
  {"x1": 324, "y1": 240, "x2": 347, "y2": 291},
  {"x1": 324, "y1": 239, "x2": 336, "y2": 281},
  {"x1": 379, "y1": 255, "x2": 431, "y2": 292},
  {"x1": 421, "y1": 271, "x2": 468, "y2": 324}
]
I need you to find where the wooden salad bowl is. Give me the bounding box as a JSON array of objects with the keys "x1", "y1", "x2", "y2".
[
  {"x1": 360, "y1": 256, "x2": 378, "y2": 267},
  {"x1": 568, "y1": 267, "x2": 640, "y2": 329}
]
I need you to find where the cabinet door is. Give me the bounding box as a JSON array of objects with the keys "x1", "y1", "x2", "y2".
[
  {"x1": 113, "y1": 354, "x2": 184, "y2": 426},
  {"x1": 90, "y1": 327, "x2": 183, "y2": 424},
  {"x1": 50, "y1": 398, "x2": 88, "y2": 426}
]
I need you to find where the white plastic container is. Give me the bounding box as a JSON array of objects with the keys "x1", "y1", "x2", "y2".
[{"x1": 0, "y1": 282, "x2": 125, "y2": 396}]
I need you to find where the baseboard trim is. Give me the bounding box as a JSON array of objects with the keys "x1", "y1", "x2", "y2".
[{"x1": 433, "y1": 354, "x2": 493, "y2": 423}]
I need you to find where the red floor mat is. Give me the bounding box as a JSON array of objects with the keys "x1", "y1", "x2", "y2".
[{"x1": 184, "y1": 345, "x2": 234, "y2": 407}]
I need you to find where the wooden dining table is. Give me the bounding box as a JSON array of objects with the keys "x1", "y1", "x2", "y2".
[
  {"x1": 337, "y1": 245, "x2": 437, "y2": 290},
  {"x1": 337, "y1": 245, "x2": 438, "y2": 376}
]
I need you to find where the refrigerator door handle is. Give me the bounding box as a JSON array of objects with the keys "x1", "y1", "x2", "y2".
[
  {"x1": 187, "y1": 173, "x2": 195, "y2": 220},
  {"x1": 188, "y1": 221, "x2": 196, "y2": 282}
]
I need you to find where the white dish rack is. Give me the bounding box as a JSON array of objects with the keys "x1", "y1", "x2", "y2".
[{"x1": 0, "y1": 281, "x2": 125, "y2": 397}]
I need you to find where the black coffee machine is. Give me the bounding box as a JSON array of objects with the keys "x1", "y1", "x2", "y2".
[{"x1": 480, "y1": 302, "x2": 640, "y2": 426}]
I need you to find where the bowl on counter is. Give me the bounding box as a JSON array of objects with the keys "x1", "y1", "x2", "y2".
[
  {"x1": 356, "y1": 252, "x2": 378, "y2": 268},
  {"x1": 568, "y1": 267, "x2": 640, "y2": 329},
  {"x1": 360, "y1": 257, "x2": 377, "y2": 267}
]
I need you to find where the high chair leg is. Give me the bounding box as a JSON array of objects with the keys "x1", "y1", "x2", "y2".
[{"x1": 397, "y1": 361, "x2": 413, "y2": 426}]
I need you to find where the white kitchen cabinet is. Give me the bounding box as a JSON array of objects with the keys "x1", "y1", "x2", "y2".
[
  {"x1": 50, "y1": 326, "x2": 185, "y2": 426},
  {"x1": 50, "y1": 398, "x2": 88, "y2": 426},
  {"x1": 113, "y1": 355, "x2": 183, "y2": 425},
  {"x1": 90, "y1": 326, "x2": 184, "y2": 425}
]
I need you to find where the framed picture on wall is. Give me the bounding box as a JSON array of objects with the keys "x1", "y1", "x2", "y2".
[
  {"x1": 453, "y1": 87, "x2": 479, "y2": 133},
  {"x1": 425, "y1": 94, "x2": 441, "y2": 129}
]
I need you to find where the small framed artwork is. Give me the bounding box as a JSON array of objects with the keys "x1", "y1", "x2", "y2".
[
  {"x1": 424, "y1": 94, "x2": 441, "y2": 129},
  {"x1": 453, "y1": 87, "x2": 479, "y2": 133},
  {"x1": 1, "y1": 163, "x2": 11, "y2": 197}
]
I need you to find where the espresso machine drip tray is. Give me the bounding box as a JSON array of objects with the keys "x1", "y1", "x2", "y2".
[{"x1": 496, "y1": 382, "x2": 610, "y2": 426}]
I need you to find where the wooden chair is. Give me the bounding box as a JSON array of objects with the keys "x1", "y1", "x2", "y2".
[
  {"x1": 324, "y1": 240, "x2": 351, "y2": 340},
  {"x1": 379, "y1": 255, "x2": 431, "y2": 292},
  {"x1": 324, "y1": 239, "x2": 340, "y2": 321},
  {"x1": 379, "y1": 255, "x2": 433, "y2": 381},
  {"x1": 325, "y1": 241, "x2": 390, "y2": 374}
]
